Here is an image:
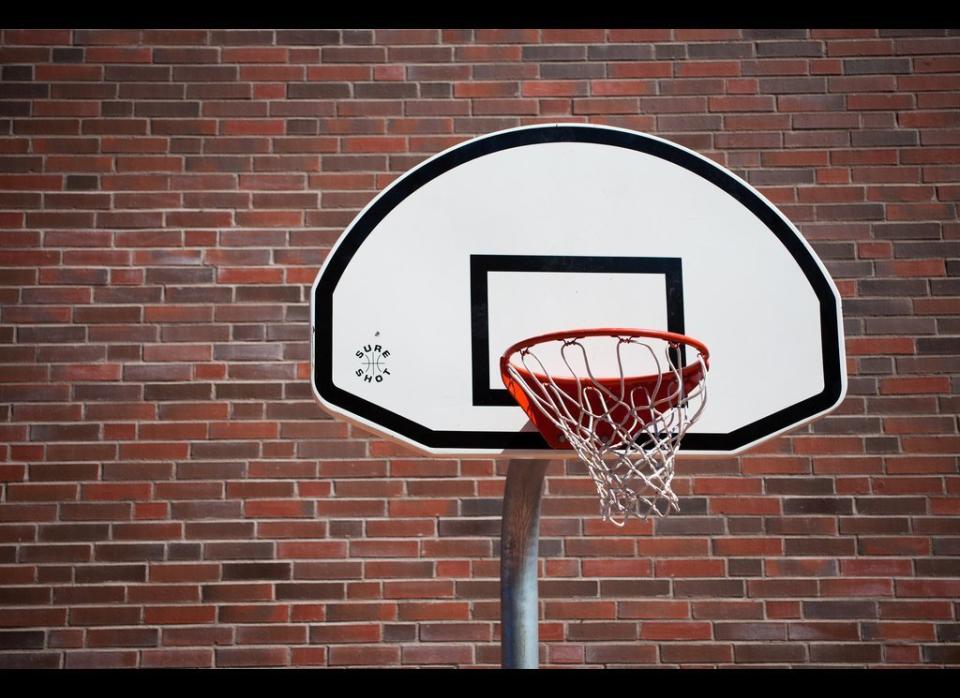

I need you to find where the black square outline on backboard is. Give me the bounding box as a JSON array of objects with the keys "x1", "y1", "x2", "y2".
[{"x1": 470, "y1": 255, "x2": 686, "y2": 407}]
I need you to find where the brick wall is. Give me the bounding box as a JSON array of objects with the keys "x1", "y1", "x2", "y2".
[{"x1": 0, "y1": 28, "x2": 958, "y2": 668}]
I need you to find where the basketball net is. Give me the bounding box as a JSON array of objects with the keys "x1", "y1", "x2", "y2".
[{"x1": 501, "y1": 330, "x2": 709, "y2": 526}]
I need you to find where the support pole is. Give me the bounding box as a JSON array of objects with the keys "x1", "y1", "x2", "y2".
[{"x1": 500, "y1": 458, "x2": 550, "y2": 669}]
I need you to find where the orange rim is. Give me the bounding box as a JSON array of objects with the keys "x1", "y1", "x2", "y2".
[{"x1": 501, "y1": 327, "x2": 710, "y2": 385}]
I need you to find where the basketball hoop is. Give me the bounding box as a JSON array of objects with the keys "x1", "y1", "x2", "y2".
[{"x1": 500, "y1": 328, "x2": 710, "y2": 526}]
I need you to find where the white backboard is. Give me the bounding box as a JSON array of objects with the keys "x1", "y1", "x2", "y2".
[{"x1": 311, "y1": 124, "x2": 846, "y2": 456}]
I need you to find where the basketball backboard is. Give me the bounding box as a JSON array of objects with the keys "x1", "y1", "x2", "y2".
[{"x1": 311, "y1": 124, "x2": 846, "y2": 457}]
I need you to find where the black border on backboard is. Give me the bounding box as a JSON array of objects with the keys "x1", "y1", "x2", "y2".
[
  {"x1": 312, "y1": 124, "x2": 845, "y2": 453},
  {"x1": 469, "y1": 254, "x2": 686, "y2": 406}
]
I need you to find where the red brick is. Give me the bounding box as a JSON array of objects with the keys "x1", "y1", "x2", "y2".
[
  {"x1": 138, "y1": 423, "x2": 206, "y2": 441},
  {"x1": 635, "y1": 538, "x2": 710, "y2": 557},
  {"x1": 607, "y1": 63, "x2": 673, "y2": 79},
  {"x1": 640, "y1": 622, "x2": 712, "y2": 641},
  {"x1": 323, "y1": 603, "x2": 395, "y2": 623},
  {"x1": 145, "y1": 606, "x2": 217, "y2": 625},
  {"x1": 674, "y1": 28, "x2": 744, "y2": 39},
  {"x1": 236, "y1": 497, "x2": 312, "y2": 519},
  {"x1": 654, "y1": 559, "x2": 726, "y2": 577},
  {"x1": 863, "y1": 622, "x2": 937, "y2": 642},
  {"x1": 566, "y1": 538, "x2": 637, "y2": 557},
  {"x1": 846, "y1": 337, "x2": 915, "y2": 355},
  {"x1": 142, "y1": 649, "x2": 214, "y2": 668},
  {"x1": 820, "y1": 578, "x2": 895, "y2": 597},
  {"x1": 709, "y1": 497, "x2": 782, "y2": 515},
  {"x1": 310, "y1": 623, "x2": 381, "y2": 644},
  {"x1": 395, "y1": 602, "x2": 470, "y2": 622},
  {"x1": 161, "y1": 627, "x2": 233, "y2": 647},
  {"x1": 64, "y1": 651, "x2": 138, "y2": 669},
  {"x1": 149, "y1": 563, "x2": 220, "y2": 583},
  {"x1": 593, "y1": 80, "x2": 660, "y2": 98},
  {"x1": 879, "y1": 376, "x2": 952, "y2": 395},
  {"x1": 6, "y1": 484, "x2": 79, "y2": 502},
  {"x1": 520, "y1": 81, "x2": 587, "y2": 98},
  {"x1": 895, "y1": 580, "x2": 960, "y2": 598},
  {"x1": 581, "y1": 559, "x2": 652, "y2": 577},
  {"x1": 616, "y1": 600, "x2": 688, "y2": 620},
  {"x1": 288, "y1": 647, "x2": 326, "y2": 666},
  {"x1": 348, "y1": 540, "x2": 419, "y2": 558},
  {"x1": 693, "y1": 601, "x2": 766, "y2": 620},
  {"x1": 879, "y1": 601, "x2": 953, "y2": 620},
  {"x1": 710, "y1": 95, "x2": 777, "y2": 112},
  {"x1": 118, "y1": 442, "x2": 190, "y2": 460},
  {"x1": 6, "y1": 29, "x2": 72, "y2": 44},
  {"x1": 216, "y1": 647, "x2": 288, "y2": 668},
  {"x1": 235, "y1": 624, "x2": 307, "y2": 645},
  {"x1": 660, "y1": 644, "x2": 733, "y2": 664},
  {"x1": 841, "y1": 558, "x2": 913, "y2": 577},
  {"x1": 693, "y1": 477, "x2": 764, "y2": 495},
  {"x1": 582, "y1": 643, "x2": 657, "y2": 664},
  {"x1": 382, "y1": 581, "x2": 454, "y2": 600},
  {"x1": 388, "y1": 499, "x2": 456, "y2": 517},
  {"x1": 675, "y1": 60, "x2": 741, "y2": 77},
  {"x1": 217, "y1": 605, "x2": 289, "y2": 624},
  {"x1": 873, "y1": 476, "x2": 946, "y2": 495},
  {"x1": 544, "y1": 602, "x2": 617, "y2": 620},
  {"x1": 276, "y1": 542, "x2": 347, "y2": 559},
  {"x1": 87, "y1": 627, "x2": 159, "y2": 648},
  {"x1": 209, "y1": 422, "x2": 279, "y2": 440},
  {"x1": 329, "y1": 646, "x2": 400, "y2": 666}
]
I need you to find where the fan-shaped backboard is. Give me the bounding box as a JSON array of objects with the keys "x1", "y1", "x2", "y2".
[{"x1": 311, "y1": 124, "x2": 846, "y2": 456}]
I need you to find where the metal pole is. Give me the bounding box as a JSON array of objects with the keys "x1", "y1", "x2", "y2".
[{"x1": 500, "y1": 458, "x2": 550, "y2": 669}]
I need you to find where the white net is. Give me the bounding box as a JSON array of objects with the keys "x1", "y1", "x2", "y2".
[{"x1": 502, "y1": 331, "x2": 708, "y2": 526}]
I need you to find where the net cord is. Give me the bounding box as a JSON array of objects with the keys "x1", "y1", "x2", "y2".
[{"x1": 505, "y1": 335, "x2": 707, "y2": 526}]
